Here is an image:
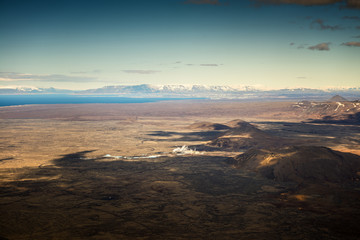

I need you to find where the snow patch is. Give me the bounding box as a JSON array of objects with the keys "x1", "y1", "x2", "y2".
[{"x1": 335, "y1": 102, "x2": 345, "y2": 112}]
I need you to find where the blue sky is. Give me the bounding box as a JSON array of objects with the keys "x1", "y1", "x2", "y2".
[{"x1": 0, "y1": 0, "x2": 359, "y2": 90}]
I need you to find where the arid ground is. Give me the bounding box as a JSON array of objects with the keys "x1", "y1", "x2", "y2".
[{"x1": 1, "y1": 100, "x2": 360, "y2": 239}]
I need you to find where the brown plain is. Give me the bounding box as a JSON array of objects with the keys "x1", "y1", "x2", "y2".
[{"x1": 1, "y1": 100, "x2": 360, "y2": 239}]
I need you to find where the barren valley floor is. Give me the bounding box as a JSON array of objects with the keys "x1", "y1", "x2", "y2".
[{"x1": 0, "y1": 101, "x2": 360, "y2": 239}]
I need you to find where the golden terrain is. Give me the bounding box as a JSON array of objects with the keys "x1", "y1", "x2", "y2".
[{"x1": 0, "y1": 100, "x2": 360, "y2": 239}]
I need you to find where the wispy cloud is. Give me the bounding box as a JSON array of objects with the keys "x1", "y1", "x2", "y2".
[
  {"x1": 295, "y1": 43, "x2": 309, "y2": 49},
  {"x1": 186, "y1": 63, "x2": 221, "y2": 67},
  {"x1": 341, "y1": 41, "x2": 360, "y2": 47},
  {"x1": 347, "y1": 0, "x2": 360, "y2": 9},
  {"x1": 70, "y1": 69, "x2": 101, "y2": 74},
  {"x1": 252, "y1": 0, "x2": 341, "y2": 6},
  {"x1": 251, "y1": 0, "x2": 360, "y2": 9},
  {"x1": 311, "y1": 19, "x2": 342, "y2": 30},
  {"x1": 70, "y1": 72, "x2": 88, "y2": 74},
  {"x1": 353, "y1": 35, "x2": 360, "y2": 38},
  {"x1": 308, "y1": 42, "x2": 330, "y2": 51},
  {"x1": 183, "y1": 0, "x2": 222, "y2": 5},
  {"x1": 342, "y1": 16, "x2": 360, "y2": 20},
  {"x1": 0, "y1": 72, "x2": 97, "y2": 82},
  {"x1": 200, "y1": 64, "x2": 219, "y2": 66},
  {"x1": 122, "y1": 70, "x2": 161, "y2": 74}
]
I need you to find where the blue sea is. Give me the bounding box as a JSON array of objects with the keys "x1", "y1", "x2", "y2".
[{"x1": 0, "y1": 94, "x2": 198, "y2": 107}]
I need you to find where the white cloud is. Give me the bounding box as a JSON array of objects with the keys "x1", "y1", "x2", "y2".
[
  {"x1": 342, "y1": 41, "x2": 360, "y2": 47},
  {"x1": 0, "y1": 72, "x2": 97, "y2": 82},
  {"x1": 308, "y1": 42, "x2": 330, "y2": 51},
  {"x1": 122, "y1": 70, "x2": 161, "y2": 74}
]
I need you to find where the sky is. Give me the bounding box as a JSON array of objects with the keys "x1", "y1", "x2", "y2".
[{"x1": 0, "y1": 0, "x2": 359, "y2": 90}]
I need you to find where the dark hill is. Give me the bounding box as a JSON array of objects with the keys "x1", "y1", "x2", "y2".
[
  {"x1": 188, "y1": 122, "x2": 230, "y2": 130},
  {"x1": 328, "y1": 95, "x2": 348, "y2": 102},
  {"x1": 231, "y1": 146, "x2": 360, "y2": 184},
  {"x1": 208, "y1": 120, "x2": 290, "y2": 151},
  {"x1": 225, "y1": 119, "x2": 252, "y2": 128},
  {"x1": 223, "y1": 120, "x2": 268, "y2": 136}
]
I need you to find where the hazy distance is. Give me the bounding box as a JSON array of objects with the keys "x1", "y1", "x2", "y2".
[{"x1": 1, "y1": 0, "x2": 360, "y2": 90}]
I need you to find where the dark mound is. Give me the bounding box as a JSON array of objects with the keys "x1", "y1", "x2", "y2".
[
  {"x1": 225, "y1": 119, "x2": 252, "y2": 128},
  {"x1": 188, "y1": 122, "x2": 230, "y2": 130},
  {"x1": 224, "y1": 120, "x2": 267, "y2": 135},
  {"x1": 208, "y1": 120, "x2": 288, "y2": 151},
  {"x1": 231, "y1": 146, "x2": 360, "y2": 184},
  {"x1": 329, "y1": 95, "x2": 348, "y2": 102}
]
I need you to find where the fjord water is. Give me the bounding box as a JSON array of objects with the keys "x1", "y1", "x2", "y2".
[{"x1": 0, "y1": 94, "x2": 193, "y2": 107}]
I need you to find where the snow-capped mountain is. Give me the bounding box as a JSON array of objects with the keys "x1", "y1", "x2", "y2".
[
  {"x1": 0, "y1": 86, "x2": 72, "y2": 94},
  {"x1": 1, "y1": 84, "x2": 359, "y2": 100},
  {"x1": 78, "y1": 84, "x2": 360, "y2": 100},
  {"x1": 80, "y1": 84, "x2": 242, "y2": 94}
]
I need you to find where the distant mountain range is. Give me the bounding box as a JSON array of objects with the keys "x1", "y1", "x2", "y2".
[
  {"x1": 1, "y1": 84, "x2": 360, "y2": 100},
  {"x1": 0, "y1": 87, "x2": 73, "y2": 94}
]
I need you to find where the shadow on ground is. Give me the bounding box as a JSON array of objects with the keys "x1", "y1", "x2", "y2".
[
  {"x1": 254, "y1": 121, "x2": 360, "y2": 149},
  {"x1": 1, "y1": 151, "x2": 360, "y2": 239},
  {"x1": 309, "y1": 112, "x2": 360, "y2": 125},
  {"x1": 0, "y1": 157, "x2": 14, "y2": 162},
  {"x1": 147, "y1": 130, "x2": 224, "y2": 142}
]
